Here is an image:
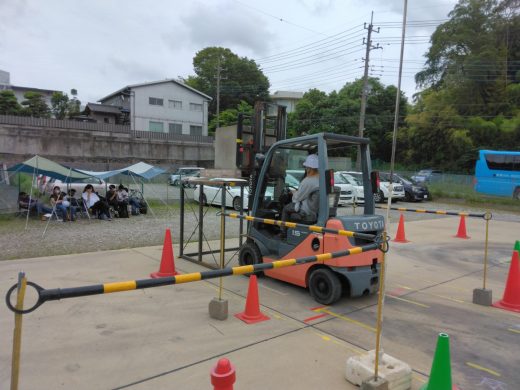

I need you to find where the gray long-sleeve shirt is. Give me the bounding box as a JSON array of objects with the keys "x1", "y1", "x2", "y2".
[{"x1": 292, "y1": 175, "x2": 320, "y2": 216}]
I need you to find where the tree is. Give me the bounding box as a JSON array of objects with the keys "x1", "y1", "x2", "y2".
[
  {"x1": 288, "y1": 79, "x2": 408, "y2": 162},
  {"x1": 185, "y1": 47, "x2": 270, "y2": 120},
  {"x1": 21, "y1": 91, "x2": 50, "y2": 118},
  {"x1": 68, "y1": 88, "x2": 81, "y2": 118},
  {"x1": 415, "y1": 0, "x2": 519, "y2": 116},
  {"x1": 208, "y1": 100, "x2": 253, "y2": 133},
  {"x1": 51, "y1": 92, "x2": 69, "y2": 119},
  {"x1": 0, "y1": 90, "x2": 21, "y2": 115}
]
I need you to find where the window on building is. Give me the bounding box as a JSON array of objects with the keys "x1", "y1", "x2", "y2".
[
  {"x1": 169, "y1": 123, "x2": 182, "y2": 135},
  {"x1": 149, "y1": 97, "x2": 164, "y2": 106},
  {"x1": 149, "y1": 121, "x2": 164, "y2": 132},
  {"x1": 169, "y1": 100, "x2": 182, "y2": 109},
  {"x1": 189, "y1": 103, "x2": 203, "y2": 111},
  {"x1": 103, "y1": 118, "x2": 109, "y2": 123},
  {"x1": 190, "y1": 125, "x2": 203, "y2": 136}
]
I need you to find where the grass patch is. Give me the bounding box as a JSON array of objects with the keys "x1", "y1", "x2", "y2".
[{"x1": 429, "y1": 183, "x2": 520, "y2": 213}]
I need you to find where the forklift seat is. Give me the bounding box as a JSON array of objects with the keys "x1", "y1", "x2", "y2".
[{"x1": 288, "y1": 189, "x2": 319, "y2": 225}]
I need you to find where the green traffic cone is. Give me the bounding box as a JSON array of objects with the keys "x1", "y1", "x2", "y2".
[
  {"x1": 421, "y1": 333, "x2": 458, "y2": 390},
  {"x1": 514, "y1": 240, "x2": 520, "y2": 254}
]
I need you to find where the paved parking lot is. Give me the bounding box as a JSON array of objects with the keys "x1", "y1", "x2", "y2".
[{"x1": 1, "y1": 213, "x2": 519, "y2": 389}]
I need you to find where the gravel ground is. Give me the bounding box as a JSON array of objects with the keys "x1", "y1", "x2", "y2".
[{"x1": 0, "y1": 199, "x2": 518, "y2": 261}]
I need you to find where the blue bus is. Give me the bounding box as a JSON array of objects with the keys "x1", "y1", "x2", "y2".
[{"x1": 474, "y1": 150, "x2": 520, "y2": 199}]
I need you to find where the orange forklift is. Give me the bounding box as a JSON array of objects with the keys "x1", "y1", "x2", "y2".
[{"x1": 237, "y1": 130, "x2": 384, "y2": 305}]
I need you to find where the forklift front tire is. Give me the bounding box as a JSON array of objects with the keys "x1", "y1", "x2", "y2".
[
  {"x1": 238, "y1": 241, "x2": 264, "y2": 276},
  {"x1": 308, "y1": 268, "x2": 342, "y2": 305}
]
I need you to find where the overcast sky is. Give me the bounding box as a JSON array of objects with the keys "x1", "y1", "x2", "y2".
[{"x1": 0, "y1": 0, "x2": 458, "y2": 105}]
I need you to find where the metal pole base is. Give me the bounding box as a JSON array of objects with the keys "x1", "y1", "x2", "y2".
[
  {"x1": 361, "y1": 377, "x2": 389, "y2": 390},
  {"x1": 473, "y1": 288, "x2": 492, "y2": 306},
  {"x1": 209, "y1": 297, "x2": 228, "y2": 321}
]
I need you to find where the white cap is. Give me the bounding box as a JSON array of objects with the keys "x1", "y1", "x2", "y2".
[{"x1": 303, "y1": 154, "x2": 319, "y2": 169}]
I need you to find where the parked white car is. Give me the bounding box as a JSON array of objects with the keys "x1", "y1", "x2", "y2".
[
  {"x1": 343, "y1": 171, "x2": 405, "y2": 203},
  {"x1": 337, "y1": 171, "x2": 365, "y2": 204},
  {"x1": 193, "y1": 178, "x2": 249, "y2": 211},
  {"x1": 333, "y1": 172, "x2": 354, "y2": 206},
  {"x1": 169, "y1": 167, "x2": 205, "y2": 186}
]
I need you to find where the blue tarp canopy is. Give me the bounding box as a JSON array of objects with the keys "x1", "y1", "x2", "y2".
[
  {"x1": 7, "y1": 155, "x2": 93, "y2": 182},
  {"x1": 78, "y1": 162, "x2": 166, "y2": 180}
]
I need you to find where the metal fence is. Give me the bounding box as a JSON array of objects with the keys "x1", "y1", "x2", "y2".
[{"x1": 0, "y1": 114, "x2": 214, "y2": 144}]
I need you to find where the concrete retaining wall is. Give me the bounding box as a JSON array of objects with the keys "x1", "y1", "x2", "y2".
[{"x1": 0, "y1": 123, "x2": 215, "y2": 170}]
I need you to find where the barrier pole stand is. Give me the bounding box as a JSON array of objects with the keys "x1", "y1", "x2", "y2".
[
  {"x1": 219, "y1": 187, "x2": 226, "y2": 300},
  {"x1": 473, "y1": 211, "x2": 493, "y2": 306},
  {"x1": 11, "y1": 272, "x2": 27, "y2": 390},
  {"x1": 374, "y1": 232, "x2": 387, "y2": 379},
  {"x1": 483, "y1": 212, "x2": 491, "y2": 289},
  {"x1": 209, "y1": 187, "x2": 229, "y2": 320}
]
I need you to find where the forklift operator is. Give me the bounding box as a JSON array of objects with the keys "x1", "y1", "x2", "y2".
[{"x1": 281, "y1": 154, "x2": 320, "y2": 236}]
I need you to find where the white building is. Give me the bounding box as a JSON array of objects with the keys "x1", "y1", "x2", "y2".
[
  {"x1": 0, "y1": 69, "x2": 60, "y2": 108},
  {"x1": 99, "y1": 79, "x2": 212, "y2": 136},
  {"x1": 270, "y1": 90, "x2": 304, "y2": 113}
]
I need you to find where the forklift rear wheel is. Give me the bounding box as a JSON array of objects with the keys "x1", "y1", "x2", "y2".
[
  {"x1": 309, "y1": 268, "x2": 342, "y2": 305},
  {"x1": 238, "y1": 241, "x2": 263, "y2": 276},
  {"x1": 232, "y1": 196, "x2": 242, "y2": 211}
]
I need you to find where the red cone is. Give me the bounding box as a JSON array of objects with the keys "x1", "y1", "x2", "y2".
[
  {"x1": 150, "y1": 229, "x2": 179, "y2": 278},
  {"x1": 211, "y1": 358, "x2": 236, "y2": 390},
  {"x1": 493, "y1": 251, "x2": 520, "y2": 313},
  {"x1": 393, "y1": 214, "x2": 409, "y2": 243},
  {"x1": 454, "y1": 215, "x2": 470, "y2": 239},
  {"x1": 235, "y1": 275, "x2": 270, "y2": 324}
]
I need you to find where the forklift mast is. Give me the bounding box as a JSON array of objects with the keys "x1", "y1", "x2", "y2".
[
  {"x1": 236, "y1": 101, "x2": 287, "y2": 208},
  {"x1": 236, "y1": 101, "x2": 287, "y2": 177}
]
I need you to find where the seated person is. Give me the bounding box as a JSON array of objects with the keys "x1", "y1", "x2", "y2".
[
  {"x1": 18, "y1": 192, "x2": 52, "y2": 217},
  {"x1": 116, "y1": 184, "x2": 130, "y2": 217},
  {"x1": 67, "y1": 189, "x2": 82, "y2": 208},
  {"x1": 82, "y1": 184, "x2": 111, "y2": 221},
  {"x1": 128, "y1": 189, "x2": 142, "y2": 215},
  {"x1": 106, "y1": 185, "x2": 118, "y2": 209},
  {"x1": 281, "y1": 154, "x2": 320, "y2": 237},
  {"x1": 50, "y1": 186, "x2": 76, "y2": 221}
]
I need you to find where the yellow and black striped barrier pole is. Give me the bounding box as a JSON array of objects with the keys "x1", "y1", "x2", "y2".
[
  {"x1": 5, "y1": 243, "x2": 382, "y2": 315},
  {"x1": 375, "y1": 206, "x2": 489, "y2": 219},
  {"x1": 224, "y1": 213, "x2": 378, "y2": 241}
]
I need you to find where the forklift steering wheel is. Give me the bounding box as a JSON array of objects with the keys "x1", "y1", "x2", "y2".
[{"x1": 278, "y1": 186, "x2": 294, "y2": 209}]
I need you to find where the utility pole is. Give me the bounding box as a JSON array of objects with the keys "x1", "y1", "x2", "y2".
[
  {"x1": 215, "y1": 57, "x2": 227, "y2": 130},
  {"x1": 357, "y1": 11, "x2": 381, "y2": 169}
]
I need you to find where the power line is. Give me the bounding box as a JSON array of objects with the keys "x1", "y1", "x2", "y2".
[{"x1": 257, "y1": 25, "x2": 364, "y2": 62}]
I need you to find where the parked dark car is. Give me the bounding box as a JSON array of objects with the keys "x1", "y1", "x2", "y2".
[
  {"x1": 382, "y1": 173, "x2": 431, "y2": 202},
  {"x1": 411, "y1": 169, "x2": 442, "y2": 184}
]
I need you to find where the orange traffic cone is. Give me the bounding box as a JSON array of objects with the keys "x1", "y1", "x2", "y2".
[
  {"x1": 235, "y1": 275, "x2": 270, "y2": 324},
  {"x1": 493, "y1": 251, "x2": 520, "y2": 313},
  {"x1": 150, "y1": 229, "x2": 179, "y2": 278},
  {"x1": 393, "y1": 214, "x2": 409, "y2": 243},
  {"x1": 454, "y1": 215, "x2": 470, "y2": 239}
]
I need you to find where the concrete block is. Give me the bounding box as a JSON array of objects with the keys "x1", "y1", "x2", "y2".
[
  {"x1": 209, "y1": 298, "x2": 228, "y2": 320},
  {"x1": 473, "y1": 288, "x2": 492, "y2": 306},
  {"x1": 346, "y1": 350, "x2": 412, "y2": 390},
  {"x1": 362, "y1": 377, "x2": 389, "y2": 390}
]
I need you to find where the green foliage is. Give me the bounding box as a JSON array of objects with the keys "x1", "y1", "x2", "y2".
[
  {"x1": 20, "y1": 91, "x2": 50, "y2": 118},
  {"x1": 0, "y1": 90, "x2": 21, "y2": 115},
  {"x1": 288, "y1": 79, "x2": 408, "y2": 162},
  {"x1": 406, "y1": 0, "x2": 520, "y2": 172},
  {"x1": 186, "y1": 47, "x2": 270, "y2": 121},
  {"x1": 51, "y1": 91, "x2": 69, "y2": 119},
  {"x1": 208, "y1": 100, "x2": 253, "y2": 133},
  {"x1": 67, "y1": 97, "x2": 81, "y2": 118}
]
